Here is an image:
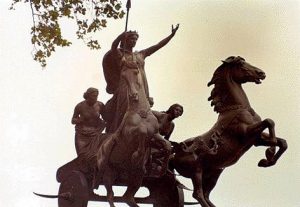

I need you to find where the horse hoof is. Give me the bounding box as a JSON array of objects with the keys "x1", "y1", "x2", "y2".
[
  {"x1": 258, "y1": 159, "x2": 269, "y2": 167},
  {"x1": 258, "y1": 159, "x2": 276, "y2": 167}
]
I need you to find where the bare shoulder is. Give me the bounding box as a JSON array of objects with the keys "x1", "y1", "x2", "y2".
[
  {"x1": 74, "y1": 101, "x2": 85, "y2": 110},
  {"x1": 72, "y1": 101, "x2": 85, "y2": 118},
  {"x1": 97, "y1": 101, "x2": 105, "y2": 108},
  {"x1": 153, "y1": 111, "x2": 169, "y2": 124},
  {"x1": 96, "y1": 101, "x2": 106, "y2": 113},
  {"x1": 152, "y1": 110, "x2": 163, "y2": 118}
]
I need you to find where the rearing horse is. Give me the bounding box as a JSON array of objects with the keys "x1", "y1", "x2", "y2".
[
  {"x1": 96, "y1": 61, "x2": 170, "y2": 207},
  {"x1": 172, "y1": 56, "x2": 287, "y2": 207}
]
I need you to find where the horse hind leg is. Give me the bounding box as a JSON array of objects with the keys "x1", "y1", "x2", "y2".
[
  {"x1": 247, "y1": 118, "x2": 277, "y2": 144},
  {"x1": 123, "y1": 171, "x2": 144, "y2": 207},
  {"x1": 191, "y1": 168, "x2": 211, "y2": 207},
  {"x1": 203, "y1": 168, "x2": 224, "y2": 207}
]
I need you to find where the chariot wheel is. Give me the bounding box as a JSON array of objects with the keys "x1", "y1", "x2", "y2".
[
  {"x1": 143, "y1": 174, "x2": 184, "y2": 207},
  {"x1": 58, "y1": 171, "x2": 89, "y2": 207}
]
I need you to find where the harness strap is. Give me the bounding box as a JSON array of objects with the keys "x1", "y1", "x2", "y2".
[{"x1": 182, "y1": 106, "x2": 254, "y2": 155}]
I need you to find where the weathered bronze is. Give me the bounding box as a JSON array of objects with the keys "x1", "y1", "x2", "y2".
[
  {"x1": 34, "y1": 55, "x2": 288, "y2": 207},
  {"x1": 35, "y1": 60, "x2": 179, "y2": 207},
  {"x1": 171, "y1": 56, "x2": 288, "y2": 207},
  {"x1": 103, "y1": 25, "x2": 179, "y2": 133},
  {"x1": 71, "y1": 87, "x2": 106, "y2": 156},
  {"x1": 153, "y1": 103, "x2": 184, "y2": 140},
  {"x1": 34, "y1": 26, "x2": 184, "y2": 207},
  {"x1": 33, "y1": 3, "x2": 287, "y2": 206},
  {"x1": 96, "y1": 58, "x2": 172, "y2": 207}
]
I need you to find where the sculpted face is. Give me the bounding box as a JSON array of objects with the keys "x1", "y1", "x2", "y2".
[
  {"x1": 86, "y1": 91, "x2": 98, "y2": 105},
  {"x1": 173, "y1": 106, "x2": 183, "y2": 118},
  {"x1": 125, "y1": 34, "x2": 138, "y2": 48}
]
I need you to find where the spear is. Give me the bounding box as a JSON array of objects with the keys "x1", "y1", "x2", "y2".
[{"x1": 125, "y1": 0, "x2": 131, "y2": 31}]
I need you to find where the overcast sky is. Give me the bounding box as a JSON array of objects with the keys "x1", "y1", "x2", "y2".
[{"x1": 1, "y1": 0, "x2": 299, "y2": 206}]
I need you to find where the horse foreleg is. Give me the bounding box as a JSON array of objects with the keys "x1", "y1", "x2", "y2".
[
  {"x1": 103, "y1": 168, "x2": 117, "y2": 207},
  {"x1": 192, "y1": 167, "x2": 211, "y2": 207},
  {"x1": 203, "y1": 168, "x2": 223, "y2": 207},
  {"x1": 270, "y1": 138, "x2": 288, "y2": 163},
  {"x1": 123, "y1": 171, "x2": 143, "y2": 207},
  {"x1": 247, "y1": 118, "x2": 276, "y2": 144},
  {"x1": 255, "y1": 133, "x2": 288, "y2": 167}
]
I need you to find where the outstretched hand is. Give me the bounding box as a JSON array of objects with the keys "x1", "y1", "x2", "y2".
[{"x1": 171, "y1": 24, "x2": 180, "y2": 35}]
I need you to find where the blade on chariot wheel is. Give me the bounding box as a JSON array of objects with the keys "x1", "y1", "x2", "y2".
[{"x1": 58, "y1": 171, "x2": 89, "y2": 207}]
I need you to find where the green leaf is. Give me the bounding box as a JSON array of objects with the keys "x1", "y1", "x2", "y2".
[{"x1": 11, "y1": 0, "x2": 124, "y2": 67}]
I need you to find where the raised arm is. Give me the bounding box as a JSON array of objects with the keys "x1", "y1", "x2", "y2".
[
  {"x1": 111, "y1": 32, "x2": 126, "y2": 53},
  {"x1": 142, "y1": 24, "x2": 179, "y2": 57}
]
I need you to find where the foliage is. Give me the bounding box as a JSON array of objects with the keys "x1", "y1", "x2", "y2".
[{"x1": 10, "y1": 0, "x2": 125, "y2": 67}]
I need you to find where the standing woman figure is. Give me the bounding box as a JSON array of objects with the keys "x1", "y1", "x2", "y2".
[{"x1": 72, "y1": 87, "x2": 106, "y2": 156}]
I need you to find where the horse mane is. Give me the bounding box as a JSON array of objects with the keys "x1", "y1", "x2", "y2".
[{"x1": 207, "y1": 56, "x2": 245, "y2": 113}]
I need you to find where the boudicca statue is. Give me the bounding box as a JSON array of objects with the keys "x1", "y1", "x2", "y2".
[
  {"x1": 33, "y1": 2, "x2": 287, "y2": 207},
  {"x1": 33, "y1": 57, "x2": 288, "y2": 207}
]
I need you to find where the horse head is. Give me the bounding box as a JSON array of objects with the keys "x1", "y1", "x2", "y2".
[
  {"x1": 223, "y1": 56, "x2": 266, "y2": 84},
  {"x1": 120, "y1": 61, "x2": 141, "y2": 102},
  {"x1": 208, "y1": 56, "x2": 266, "y2": 112}
]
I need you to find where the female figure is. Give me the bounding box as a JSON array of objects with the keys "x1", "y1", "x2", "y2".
[
  {"x1": 72, "y1": 87, "x2": 106, "y2": 155},
  {"x1": 103, "y1": 24, "x2": 180, "y2": 133},
  {"x1": 149, "y1": 104, "x2": 183, "y2": 177},
  {"x1": 153, "y1": 103, "x2": 184, "y2": 140}
]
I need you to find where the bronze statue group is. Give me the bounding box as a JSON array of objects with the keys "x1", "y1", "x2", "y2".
[
  {"x1": 70, "y1": 25, "x2": 187, "y2": 206},
  {"x1": 40, "y1": 25, "x2": 287, "y2": 207}
]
